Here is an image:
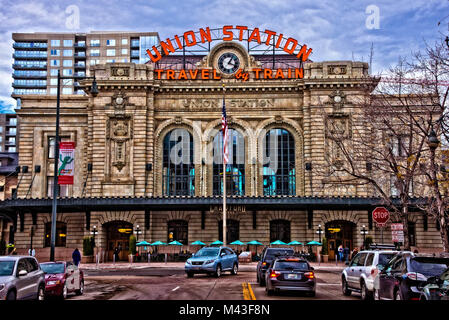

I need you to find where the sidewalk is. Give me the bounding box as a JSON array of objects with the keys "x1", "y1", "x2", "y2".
[{"x1": 79, "y1": 261, "x2": 259, "y2": 270}]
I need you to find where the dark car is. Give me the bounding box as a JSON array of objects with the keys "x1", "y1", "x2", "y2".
[
  {"x1": 374, "y1": 252, "x2": 449, "y2": 300},
  {"x1": 419, "y1": 267, "x2": 449, "y2": 300},
  {"x1": 39, "y1": 261, "x2": 84, "y2": 299},
  {"x1": 265, "y1": 256, "x2": 316, "y2": 296},
  {"x1": 256, "y1": 247, "x2": 294, "y2": 286}
]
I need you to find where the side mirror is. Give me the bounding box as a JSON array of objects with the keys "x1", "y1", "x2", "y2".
[{"x1": 18, "y1": 270, "x2": 28, "y2": 277}]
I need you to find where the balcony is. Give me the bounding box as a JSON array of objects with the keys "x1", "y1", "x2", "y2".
[
  {"x1": 12, "y1": 82, "x2": 47, "y2": 89},
  {"x1": 12, "y1": 72, "x2": 47, "y2": 79},
  {"x1": 130, "y1": 41, "x2": 140, "y2": 48},
  {"x1": 74, "y1": 53, "x2": 86, "y2": 59},
  {"x1": 74, "y1": 63, "x2": 86, "y2": 69},
  {"x1": 13, "y1": 53, "x2": 47, "y2": 60},
  {"x1": 13, "y1": 43, "x2": 47, "y2": 50},
  {"x1": 73, "y1": 73, "x2": 86, "y2": 78},
  {"x1": 74, "y1": 43, "x2": 86, "y2": 48},
  {"x1": 12, "y1": 64, "x2": 47, "y2": 70}
]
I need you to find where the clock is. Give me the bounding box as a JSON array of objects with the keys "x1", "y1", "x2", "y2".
[
  {"x1": 217, "y1": 52, "x2": 240, "y2": 74},
  {"x1": 333, "y1": 95, "x2": 342, "y2": 103}
]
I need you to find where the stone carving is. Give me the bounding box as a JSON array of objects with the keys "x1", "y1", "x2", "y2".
[
  {"x1": 106, "y1": 116, "x2": 133, "y2": 177},
  {"x1": 325, "y1": 115, "x2": 352, "y2": 171},
  {"x1": 328, "y1": 65, "x2": 347, "y2": 75},
  {"x1": 111, "y1": 67, "x2": 130, "y2": 77},
  {"x1": 111, "y1": 91, "x2": 134, "y2": 117},
  {"x1": 328, "y1": 90, "x2": 347, "y2": 111}
]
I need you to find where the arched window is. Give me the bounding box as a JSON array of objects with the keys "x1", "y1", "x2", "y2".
[
  {"x1": 162, "y1": 129, "x2": 195, "y2": 196},
  {"x1": 213, "y1": 129, "x2": 245, "y2": 195},
  {"x1": 167, "y1": 220, "x2": 188, "y2": 245},
  {"x1": 263, "y1": 128, "x2": 295, "y2": 195},
  {"x1": 218, "y1": 219, "x2": 240, "y2": 243},
  {"x1": 44, "y1": 222, "x2": 67, "y2": 247},
  {"x1": 270, "y1": 219, "x2": 291, "y2": 243}
]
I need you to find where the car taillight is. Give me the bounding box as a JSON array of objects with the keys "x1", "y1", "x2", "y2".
[
  {"x1": 269, "y1": 271, "x2": 280, "y2": 279},
  {"x1": 304, "y1": 272, "x2": 315, "y2": 279},
  {"x1": 371, "y1": 268, "x2": 377, "y2": 275},
  {"x1": 406, "y1": 272, "x2": 427, "y2": 281},
  {"x1": 262, "y1": 262, "x2": 267, "y2": 266}
]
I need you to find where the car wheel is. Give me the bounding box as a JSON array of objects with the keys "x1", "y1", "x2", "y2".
[
  {"x1": 6, "y1": 290, "x2": 16, "y2": 300},
  {"x1": 62, "y1": 283, "x2": 68, "y2": 299},
  {"x1": 360, "y1": 281, "x2": 372, "y2": 300},
  {"x1": 231, "y1": 263, "x2": 238, "y2": 275},
  {"x1": 76, "y1": 281, "x2": 84, "y2": 295},
  {"x1": 374, "y1": 288, "x2": 380, "y2": 300},
  {"x1": 215, "y1": 265, "x2": 222, "y2": 278},
  {"x1": 342, "y1": 277, "x2": 351, "y2": 296},
  {"x1": 187, "y1": 272, "x2": 194, "y2": 278},
  {"x1": 259, "y1": 276, "x2": 266, "y2": 287},
  {"x1": 37, "y1": 285, "x2": 45, "y2": 301},
  {"x1": 265, "y1": 286, "x2": 274, "y2": 296}
]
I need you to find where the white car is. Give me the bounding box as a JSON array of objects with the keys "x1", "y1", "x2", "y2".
[{"x1": 341, "y1": 250, "x2": 398, "y2": 300}]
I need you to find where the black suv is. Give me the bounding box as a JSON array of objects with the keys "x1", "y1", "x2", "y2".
[{"x1": 256, "y1": 247, "x2": 294, "y2": 286}]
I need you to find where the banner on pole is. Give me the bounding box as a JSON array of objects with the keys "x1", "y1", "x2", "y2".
[{"x1": 58, "y1": 142, "x2": 76, "y2": 185}]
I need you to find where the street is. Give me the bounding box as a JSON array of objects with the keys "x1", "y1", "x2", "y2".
[{"x1": 67, "y1": 263, "x2": 359, "y2": 301}]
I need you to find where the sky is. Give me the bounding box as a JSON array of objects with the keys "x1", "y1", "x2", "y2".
[{"x1": 0, "y1": 0, "x2": 448, "y2": 113}]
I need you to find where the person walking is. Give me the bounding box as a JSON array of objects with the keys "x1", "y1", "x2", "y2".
[
  {"x1": 338, "y1": 245, "x2": 343, "y2": 262},
  {"x1": 114, "y1": 247, "x2": 119, "y2": 262},
  {"x1": 28, "y1": 247, "x2": 35, "y2": 257},
  {"x1": 72, "y1": 248, "x2": 81, "y2": 266},
  {"x1": 343, "y1": 246, "x2": 350, "y2": 262}
]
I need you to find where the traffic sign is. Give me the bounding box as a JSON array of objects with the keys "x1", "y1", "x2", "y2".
[
  {"x1": 372, "y1": 207, "x2": 390, "y2": 227},
  {"x1": 391, "y1": 223, "x2": 404, "y2": 242}
]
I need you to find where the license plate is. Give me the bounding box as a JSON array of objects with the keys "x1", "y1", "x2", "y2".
[{"x1": 287, "y1": 274, "x2": 301, "y2": 279}]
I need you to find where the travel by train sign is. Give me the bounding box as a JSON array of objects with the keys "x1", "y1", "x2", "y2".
[{"x1": 146, "y1": 25, "x2": 312, "y2": 81}]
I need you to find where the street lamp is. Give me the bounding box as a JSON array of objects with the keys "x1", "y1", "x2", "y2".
[
  {"x1": 428, "y1": 129, "x2": 439, "y2": 151},
  {"x1": 316, "y1": 224, "x2": 323, "y2": 243},
  {"x1": 134, "y1": 225, "x2": 142, "y2": 242},
  {"x1": 50, "y1": 71, "x2": 98, "y2": 261},
  {"x1": 90, "y1": 225, "x2": 98, "y2": 247},
  {"x1": 361, "y1": 225, "x2": 368, "y2": 247}
]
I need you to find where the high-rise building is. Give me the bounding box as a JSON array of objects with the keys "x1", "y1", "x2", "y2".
[
  {"x1": 0, "y1": 114, "x2": 18, "y2": 153},
  {"x1": 12, "y1": 31, "x2": 159, "y2": 96}
]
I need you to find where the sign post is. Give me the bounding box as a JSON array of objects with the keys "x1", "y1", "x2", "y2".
[
  {"x1": 372, "y1": 207, "x2": 390, "y2": 243},
  {"x1": 391, "y1": 223, "x2": 404, "y2": 245}
]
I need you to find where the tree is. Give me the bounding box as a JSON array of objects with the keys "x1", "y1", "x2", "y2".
[{"x1": 129, "y1": 235, "x2": 137, "y2": 255}]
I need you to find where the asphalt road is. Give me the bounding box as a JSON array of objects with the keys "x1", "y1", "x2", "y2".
[{"x1": 69, "y1": 265, "x2": 360, "y2": 301}]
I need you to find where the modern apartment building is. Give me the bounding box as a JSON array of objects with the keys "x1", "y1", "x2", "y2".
[
  {"x1": 12, "y1": 31, "x2": 159, "y2": 96},
  {"x1": 0, "y1": 114, "x2": 18, "y2": 153}
]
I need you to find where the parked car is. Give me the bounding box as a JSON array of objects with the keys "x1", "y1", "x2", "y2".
[
  {"x1": 419, "y1": 266, "x2": 449, "y2": 300},
  {"x1": 185, "y1": 246, "x2": 238, "y2": 278},
  {"x1": 257, "y1": 247, "x2": 294, "y2": 286},
  {"x1": 0, "y1": 256, "x2": 46, "y2": 300},
  {"x1": 373, "y1": 252, "x2": 449, "y2": 300},
  {"x1": 39, "y1": 261, "x2": 84, "y2": 299},
  {"x1": 341, "y1": 249, "x2": 398, "y2": 300},
  {"x1": 265, "y1": 256, "x2": 316, "y2": 296}
]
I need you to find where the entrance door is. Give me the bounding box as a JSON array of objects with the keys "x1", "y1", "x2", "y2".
[
  {"x1": 104, "y1": 221, "x2": 133, "y2": 262},
  {"x1": 325, "y1": 220, "x2": 355, "y2": 261}
]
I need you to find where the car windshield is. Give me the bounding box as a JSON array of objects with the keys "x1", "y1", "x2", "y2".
[
  {"x1": 265, "y1": 249, "x2": 294, "y2": 261},
  {"x1": 40, "y1": 263, "x2": 65, "y2": 274},
  {"x1": 195, "y1": 248, "x2": 219, "y2": 257},
  {"x1": 409, "y1": 259, "x2": 449, "y2": 277},
  {"x1": 274, "y1": 261, "x2": 309, "y2": 271},
  {"x1": 378, "y1": 253, "x2": 396, "y2": 267},
  {"x1": 0, "y1": 261, "x2": 15, "y2": 276}
]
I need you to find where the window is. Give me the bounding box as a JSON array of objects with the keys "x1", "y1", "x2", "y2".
[
  {"x1": 63, "y1": 79, "x2": 73, "y2": 86},
  {"x1": 62, "y1": 88, "x2": 72, "y2": 95},
  {"x1": 50, "y1": 78, "x2": 57, "y2": 86},
  {"x1": 356, "y1": 253, "x2": 368, "y2": 266},
  {"x1": 9, "y1": 126, "x2": 16, "y2": 133},
  {"x1": 390, "y1": 176, "x2": 399, "y2": 197},
  {"x1": 62, "y1": 69, "x2": 73, "y2": 76},
  {"x1": 51, "y1": 40, "x2": 60, "y2": 47},
  {"x1": 26, "y1": 258, "x2": 38, "y2": 272},
  {"x1": 51, "y1": 59, "x2": 60, "y2": 67},
  {"x1": 121, "y1": 58, "x2": 128, "y2": 63},
  {"x1": 121, "y1": 38, "x2": 128, "y2": 45},
  {"x1": 8, "y1": 137, "x2": 15, "y2": 144},
  {"x1": 7, "y1": 147, "x2": 16, "y2": 152},
  {"x1": 106, "y1": 49, "x2": 116, "y2": 56},
  {"x1": 106, "y1": 39, "x2": 116, "y2": 46},
  {"x1": 50, "y1": 49, "x2": 60, "y2": 56},
  {"x1": 167, "y1": 220, "x2": 188, "y2": 245},
  {"x1": 90, "y1": 49, "x2": 100, "y2": 56},
  {"x1": 218, "y1": 219, "x2": 240, "y2": 243},
  {"x1": 270, "y1": 219, "x2": 291, "y2": 243},
  {"x1": 162, "y1": 129, "x2": 195, "y2": 195},
  {"x1": 350, "y1": 253, "x2": 361, "y2": 267},
  {"x1": 90, "y1": 39, "x2": 100, "y2": 46},
  {"x1": 365, "y1": 253, "x2": 375, "y2": 266},
  {"x1": 408, "y1": 222, "x2": 416, "y2": 246},
  {"x1": 50, "y1": 69, "x2": 58, "y2": 76},
  {"x1": 90, "y1": 59, "x2": 100, "y2": 65},
  {"x1": 106, "y1": 59, "x2": 115, "y2": 63},
  {"x1": 263, "y1": 129, "x2": 296, "y2": 195},
  {"x1": 213, "y1": 129, "x2": 245, "y2": 196},
  {"x1": 63, "y1": 60, "x2": 73, "y2": 67},
  {"x1": 121, "y1": 48, "x2": 128, "y2": 55},
  {"x1": 47, "y1": 177, "x2": 69, "y2": 198},
  {"x1": 44, "y1": 222, "x2": 67, "y2": 247},
  {"x1": 63, "y1": 39, "x2": 73, "y2": 47},
  {"x1": 390, "y1": 135, "x2": 410, "y2": 157},
  {"x1": 50, "y1": 88, "x2": 57, "y2": 95},
  {"x1": 63, "y1": 50, "x2": 73, "y2": 56}
]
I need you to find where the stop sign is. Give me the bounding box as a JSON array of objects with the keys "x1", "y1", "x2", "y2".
[{"x1": 372, "y1": 207, "x2": 390, "y2": 227}]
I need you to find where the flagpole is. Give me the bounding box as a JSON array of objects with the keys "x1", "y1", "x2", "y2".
[{"x1": 222, "y1": 83, "x2": 227, "y2": 247}]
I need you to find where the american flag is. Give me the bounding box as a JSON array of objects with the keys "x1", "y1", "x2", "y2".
[{"x1": 222, "y1": 97, "x2": 229, "y2": 164}]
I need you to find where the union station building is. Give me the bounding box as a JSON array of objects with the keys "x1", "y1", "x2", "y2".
[{"x1": 1, "y1": 35, "x2": 445, "y2": 261}]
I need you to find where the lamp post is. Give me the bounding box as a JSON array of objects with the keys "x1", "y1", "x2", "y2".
[
  {"x1": 361, "y1": 225, "x2": 368, "y2": 248},
  {"x1": 134, "y1": 225, "x2": 142, "y2": 242},
  {"x1": 50, "y1": 71, "x2": 98, "y2": 261},
  {"x1": 90, "y1": 225, "x2": 98, "y2": 247},
  {"x1": 316, "y1": 224, "x2": 323, "y2": 265}
]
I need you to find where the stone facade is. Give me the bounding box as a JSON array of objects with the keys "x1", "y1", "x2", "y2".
[{"x1": 8, "y1": 42, "x2": 445, "y2": 260}]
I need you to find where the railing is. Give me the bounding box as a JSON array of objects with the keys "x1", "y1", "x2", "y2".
[
  {"x1": 162, "y1": 174, "x2": 195, "y2": 196},
  {"x1": 13, "y1": 42, "x2": 47, "y2": 49}
]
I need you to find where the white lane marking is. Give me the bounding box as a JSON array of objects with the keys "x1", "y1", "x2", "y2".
[{"x1": 172, "y1": 286, "x2": 180, "y2": 292}]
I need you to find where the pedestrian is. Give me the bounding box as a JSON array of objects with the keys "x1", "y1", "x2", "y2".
[
  {"x1": 344, "y1": 246, "x2": 350, "y2": 262},
  {"x1": 72, "y1": 248, "x2": 81, "y2": 266},
  {"x1": 28, "y1": 247, "x2": 35, "y2": 257},
  {"x1": 114, "y1": 247, "x2": 119, "y2": 262},
  {"x1": 351, "y1": 247, "x2": 359, "y2": 260},
  {"x1": 338, "y1": 245, "x2": 343, "y2": 261}
]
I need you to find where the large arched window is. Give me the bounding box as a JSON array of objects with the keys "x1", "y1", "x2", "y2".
[
  {"x1": 213, "y1": 129, "x2": 245, "y2": 195},
  {"x1": 270, "y1": 220, "x2": 291, "y2": 243},
  {"x1": 163, "y1": 129, "x2": 195, "y2": 196},
  {"x1": 167, "y1": 220, "x2": 188, "y2": 245},
  {"x1": 218, "y1": 219, "x2": 240, "y2": 243},
  {"x1": 263, "y1": 128, "x2": 295, "y2": 195},
  {"x1": 44, "y1": 222, "x2": 67, "y2": 247}
]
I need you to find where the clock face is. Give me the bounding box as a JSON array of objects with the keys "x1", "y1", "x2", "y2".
[
  {"x1": 334, "y1": 95, "x2": 342, "y2": 103},
  {"x1": 218, "y1": 52, "x2": 240, "y2": 74}
]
